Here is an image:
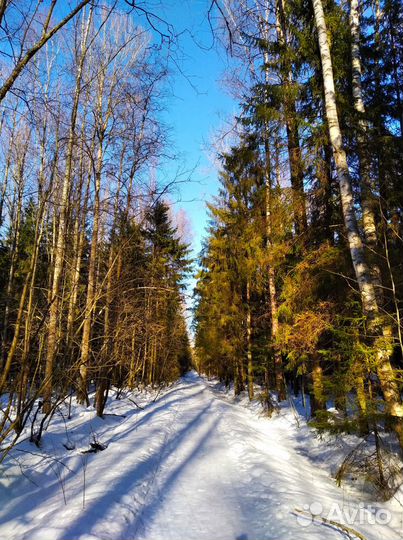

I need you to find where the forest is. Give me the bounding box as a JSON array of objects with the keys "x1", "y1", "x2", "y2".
[
  {"x1": 194, "y1": 0, "x2": 403, "y2": 452},
  {"x1": 0, "y1": 1, "x2": 192, "y2": 461},
  {"x1": 0, "y1": 1, "x2": 403, "y2": 538}
]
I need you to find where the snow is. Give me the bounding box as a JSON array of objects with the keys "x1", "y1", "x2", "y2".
[{"x1": 0, "y1": 371, "x2": 402, "y2": 540}]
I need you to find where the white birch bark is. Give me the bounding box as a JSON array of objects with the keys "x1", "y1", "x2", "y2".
[{"x1": 350, "y1": 0, "x2": 382, "y2": 305}]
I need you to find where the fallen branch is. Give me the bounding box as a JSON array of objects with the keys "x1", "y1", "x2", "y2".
[
  {"x1": 125, "y1": 397, "x2": 144, "y2": 410},
  {"x1": 292, "y1": 508, "x2": 368, "y2": 540}
]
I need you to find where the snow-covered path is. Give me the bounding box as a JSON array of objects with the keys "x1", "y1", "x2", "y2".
[
  {"x1": 131, "y1": 375, "x2": 333, "y2": 540},
  {"x1": 0, "y1": 372, "x2": 401, "y2": 540}
]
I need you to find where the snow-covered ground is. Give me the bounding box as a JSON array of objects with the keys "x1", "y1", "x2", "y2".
[{"x1": 0, "y1": 371, "x2": 402, "y2": 540}]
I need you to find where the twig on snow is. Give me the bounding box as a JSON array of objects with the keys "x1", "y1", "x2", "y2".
[{"x1": 292, "y1": 508, "x2": 368, "y2": 540}]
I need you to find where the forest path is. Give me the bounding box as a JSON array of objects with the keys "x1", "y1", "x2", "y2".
[
  {"x1": 1, "y1": 372, "x2": 399, "y2": 540},
  {"x1": 126, "y1": 371, "x2": 335, "y2": 540}
]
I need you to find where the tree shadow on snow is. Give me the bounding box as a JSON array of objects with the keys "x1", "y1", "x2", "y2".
[
  {"x1": 0, "y1": 383, "x2": 204, "y2": 529},
  {"x1": 60, "y1": 397, "x2": 217, "y2": 539}
]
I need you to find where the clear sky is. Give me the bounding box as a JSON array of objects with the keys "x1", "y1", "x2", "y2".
[{"x1": 149, "y1": 0, "x2": 238, "y2": 262}]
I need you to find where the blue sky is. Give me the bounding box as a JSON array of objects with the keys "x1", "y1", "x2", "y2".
[{"x1": 152, "y1": 0, "x2": 238, "y2": 261}]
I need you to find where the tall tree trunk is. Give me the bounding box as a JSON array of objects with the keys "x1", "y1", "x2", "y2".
[
  {"x1": 15, "y1": 207, "x2": 46, "y2": 433},
  {"x1": 246, "y1": 279, "x2": 254, "y2": 400},
  {"x1": 266, "y1": 137, "x2": 286, "y2": 400},
  {"x1": 350, "y1": 0, "x2": 383, "y2": 304},
  {"x1": 15, "y1": 108, "x2": 56, "y2": 430},
  {"x1": 78, "y1": 143, "x2": 102, "y2": 404},
  {"x1": 66, "y1": 106, "x2": 91, "y2": 354},
  {"x1": 262, "y1": 4, "x2": 286, "y2": 400},
  {"x1": 95, "y1": 174, "x2": 121, "y2": 416},
  {"x1": 373, "y1": 0, "x2": 388, "y2": 218},
  {"x1": 43, "y1": 8, "x2": 93, "y2": 413}
]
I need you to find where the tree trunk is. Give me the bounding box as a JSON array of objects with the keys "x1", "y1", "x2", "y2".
[
  {"x1": 246, "y1": 279, "x2": 254, "y2": 400},
  {"x1": 66, "y1": 108, "x2": 91, "y2": 354},
  {"x1": 78, "y1": 143, "x2": 102, "y2": 405},
  {"x1": 310, "y1": 354, "x2": 326, "y2": 417},
  {"x1": 94, "y1": 194, "x2": 119, "y2": 416},
  {"x1": 43, "y1": 7, "x2": 93, "y2": 413},
  {"x1": 272, "y1": 139, "x2": 288, "y2": 400},
  {"x1": 350, "y1": 0, "x2": 383, "y2": 304},
  {"x1": 262, "y1": 8, "x2": 286, "y2": 400}
]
